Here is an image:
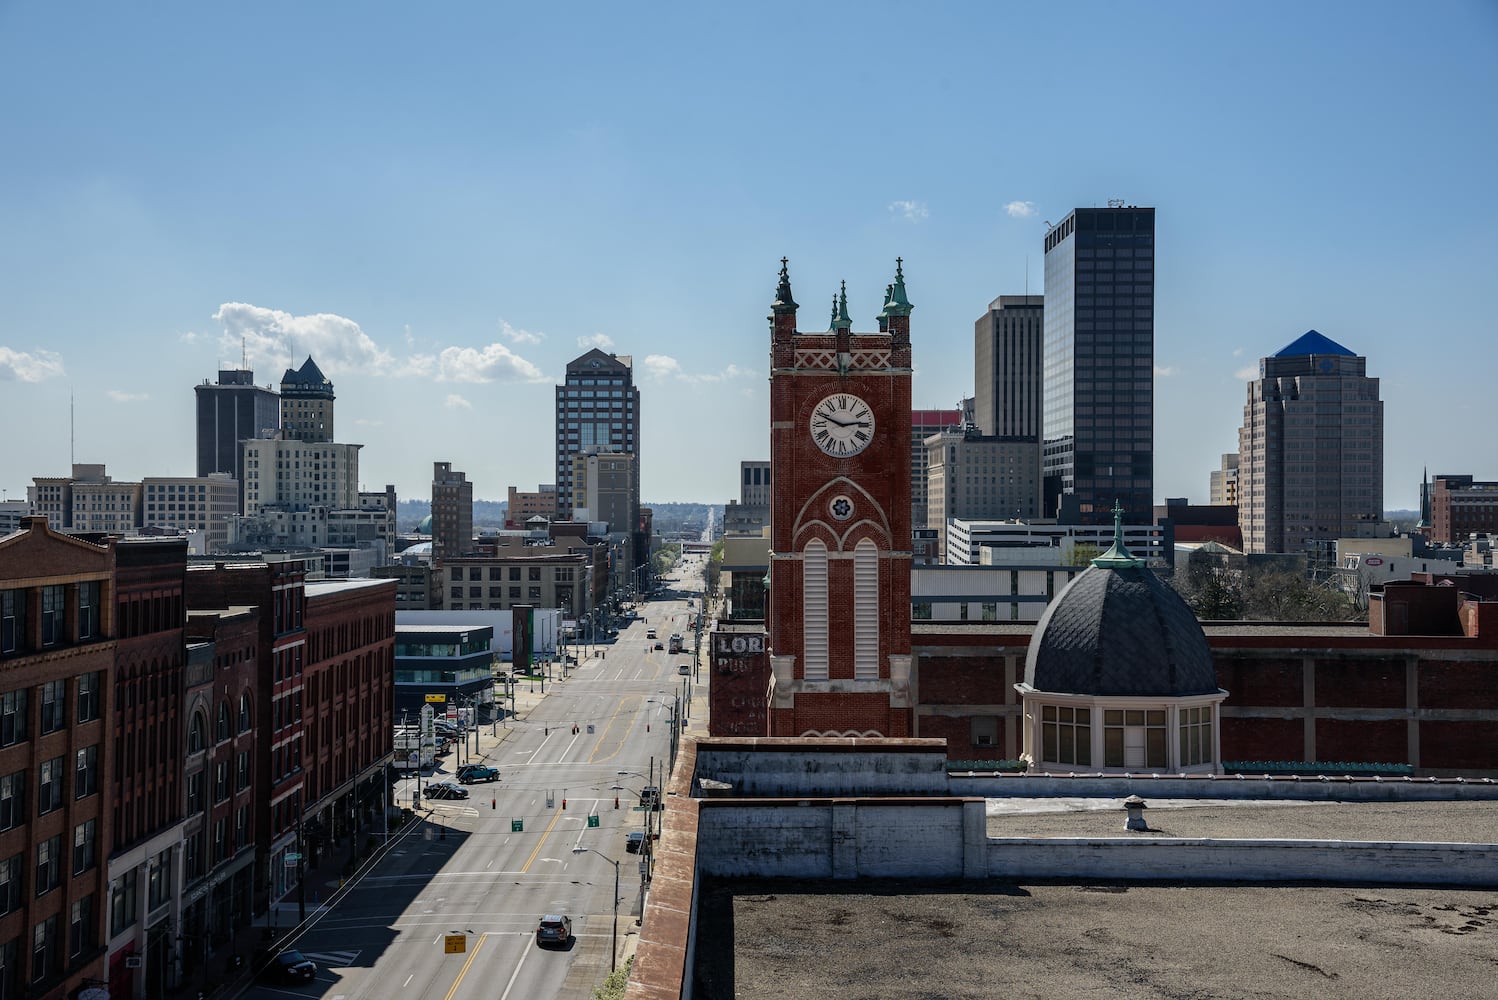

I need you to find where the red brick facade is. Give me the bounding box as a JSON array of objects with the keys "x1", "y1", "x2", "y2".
[{"x1": 766, "y1": 262, "x2": 914, "y2": 737}]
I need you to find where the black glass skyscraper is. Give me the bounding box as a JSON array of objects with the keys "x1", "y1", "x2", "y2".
[{"x1": 1042, "y1": 205, "x2": 1155, "y2": 523}]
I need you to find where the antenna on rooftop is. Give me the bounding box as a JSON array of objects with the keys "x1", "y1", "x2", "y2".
[
  {"x1": 1108, "y1": 198, "x2": 1125, "y2": 209},
  {"x1": 241, "y1": 335, "x2": 247, "y2": 370},
  {"x1": 70, "y1": 390, "x2": 74, "y2": 467}
]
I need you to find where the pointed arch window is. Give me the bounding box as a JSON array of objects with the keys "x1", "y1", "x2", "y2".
[
  {"x1": 853, "y1": 540, "x2": 879, "y2": 679},
  {"x1": 802, "y1": 541, "x2": 829, "y2": 680},
  {"x1": 188, "y1": 713, "x2": 206, "y2": 755},
  {"x1": 216, "y1": 704, "x2": 231, "y2": 743}
]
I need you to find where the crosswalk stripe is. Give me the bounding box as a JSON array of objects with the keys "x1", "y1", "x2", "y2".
[{"x1": 299, "y1": 949, "x2": 361, "y2": 967}]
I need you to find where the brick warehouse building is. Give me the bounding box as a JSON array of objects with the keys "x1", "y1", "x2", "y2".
[
  {"x1": 767, "y1": 260, "x2": 915, "y2": 738},
  {"x1": 0, "y1": 518, "x2": 116, "y2": 999},
  {"x1": 713, "y1": 572, "x2": 1498, "y2": 773}
]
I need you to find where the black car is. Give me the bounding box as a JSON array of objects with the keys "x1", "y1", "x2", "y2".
[
  {"x1": 424, "y1": 782, "x2": 469, "y2": 800},
  {"x1": 625, "y1": 831, "x2": 645, "y2": 854},
  {"x1": 260, "y1": 949, "x2": 317, "y2": 984},
  {"x1": 536, "y1": 914, "x2": 573, "y2": 947}
]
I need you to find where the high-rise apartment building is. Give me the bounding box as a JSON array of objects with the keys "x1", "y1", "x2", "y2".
[
  {"x1": 431, "y1": 462, "x2": 474, "y2": 561},
  {"x1": 569, "y1": 451, "x2": 635, "y2": 532},
  {"x1": 241, "y1": 438, "x2": 361, "y2": 514},
  {"x1": 194, "y1": 368, "x2": 279, "y2": 512},
  {"x1": 279, "y1": 357, "x2": 335, "y2": 443},
  {"x1": 974, "y1": 294, "x2": 1043, "y2": 439},
  {"x1": 910, "y1": 409, "x2": 963, "y2": 531},
  {"x1": 1237, "y1": 330, "x2": 1383, "y2": 554},
  {"x1": 555, "y1": 350, "x2": 640, "y2": 520},
  {"x1": 1042, "y1": 205, "x2": 1155, "y2": 523}
]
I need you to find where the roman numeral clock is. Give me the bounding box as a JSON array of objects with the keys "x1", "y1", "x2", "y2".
[{"x1": 765, "y1": 259, "x2": 914, "y2": 739}]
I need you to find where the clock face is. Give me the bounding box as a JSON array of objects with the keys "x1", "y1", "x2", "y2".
[{"x1": 810, "y1": 393, "x2": 875, "y2": 457}]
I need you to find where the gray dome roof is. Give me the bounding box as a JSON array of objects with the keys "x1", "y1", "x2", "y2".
[{"x1": 1024, "y1": 562, "x2": 1218, "y2": 698}]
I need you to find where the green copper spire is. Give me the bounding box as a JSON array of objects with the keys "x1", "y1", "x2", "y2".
[
  {"x1": 771, "y1": 257, "x2": 798, "y2": 315},
  {"x1": 828, "y1": 293, "x2": 839, "y2": 331},
  {"x1": 834, "y1": 280, "x2": 852, "y2": 331},
  {"x1": 1091, "y1": 500, "x2": 1143, "y2": 569},
  {"x1": 886, "y1": 257, "x2": 913, "y2": 317},
  {"x1": 878, "y1": 282, "x2": 896, "y2": 319}
]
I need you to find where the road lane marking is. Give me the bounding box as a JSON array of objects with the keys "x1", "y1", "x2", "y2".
[
  {"x1": 498, "y1": 942, "x2": 532, "y2": 1000},
  {"x1": 442, "y1": 932, "x2": 486, "y2": 1000},
  {"x1": 586, "y1": 695, "x2": 636, "y2": 764},
  {"x1": 520, "y1": 805, "x2": 564, "y2": 873}
]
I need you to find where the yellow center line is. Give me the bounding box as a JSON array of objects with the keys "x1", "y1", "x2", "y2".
[
  {"x1": 443, "y1": 932, "x2": 486, "y2": 1000},
  {"x1": 586, "y1": 694, "x2": 639, "y2": 765},
  {"x1": 520, "y1": 804, "x2": 564, "y2": 873}
]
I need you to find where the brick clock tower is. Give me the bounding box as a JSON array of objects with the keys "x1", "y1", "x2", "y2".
[{"x1": 767, "y1": 258, "x2": 913, "y2": 737}]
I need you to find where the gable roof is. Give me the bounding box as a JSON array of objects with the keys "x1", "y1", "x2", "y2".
[{"x1": 1273, "y1": 330, "x2": 1355, "y2": 358}]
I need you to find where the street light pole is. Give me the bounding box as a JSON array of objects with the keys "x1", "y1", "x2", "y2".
[{"x1": 571, "y1": 848, "x2": 620, "y2": 971}]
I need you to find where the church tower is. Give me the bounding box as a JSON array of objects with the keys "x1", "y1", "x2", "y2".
[{"x1": 767, "y1": 259, "x2": 914, "y2": 737}]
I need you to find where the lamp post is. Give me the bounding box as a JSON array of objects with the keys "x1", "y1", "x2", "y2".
[{"x1": 571, "y1": 848, "x2": 620, "y2": 970}]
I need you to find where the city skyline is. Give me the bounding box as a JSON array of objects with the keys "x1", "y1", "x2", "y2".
[{"x1": 2, "y1": 4, "x2": 1495, "y2": 509}]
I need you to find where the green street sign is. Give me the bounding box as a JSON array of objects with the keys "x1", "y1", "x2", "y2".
[
  {"x1": 587, "y1": 814, "x2": 600, "y2": 828},
  {"x1": 511, "y1": 819, "x2": 523, "y2": 832}
]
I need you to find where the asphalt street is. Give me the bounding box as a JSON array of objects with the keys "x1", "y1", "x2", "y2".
[{"x1": 239, "y1": 554, "x2": 709, "y2": 1000}]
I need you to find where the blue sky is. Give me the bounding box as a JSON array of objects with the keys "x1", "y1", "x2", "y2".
[{"x1": 2, "y1": 2, "x2": 1495, "y2": 509}]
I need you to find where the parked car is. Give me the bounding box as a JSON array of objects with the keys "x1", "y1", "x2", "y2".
[
  {"x1": 457, "y1": 764, "x2": 500, "y2": 784},
  {"x1": 536, "y1": 914, "x2": 573, "y2": 947},
  {"x1": 259, "y1": 949, "x2": 317, "y2": 984},
  {"x1": 625, "y1": 831, "x2": 645, "y2": 854},
  {"x1": 425, "y1": 782, "x2": 469, "y2": 800},
  {"x1": 678, "y1": 663, "x2": 691, "y2": 676},
  {"x1": 640, "y1": 785, "x2": 661, "y2": 810},
  {"x1": 653, "y1": 641, "x2": 664, "y2": 650}
]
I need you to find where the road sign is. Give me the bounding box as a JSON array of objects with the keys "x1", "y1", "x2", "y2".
[
  {"x1": 587, "y1": 814, "x2": 600, "y2": 828},
  {"x1": 444, "y1": 934, "x2": 466, "y2": 954},
  {"x1": 425, "y1": 693, "x2": 447, "y2": 703},
  {"x1": 511, "y1": 819, "x2": 523, "y2": 832},
  {"x1": 284, "y1": 853, "x2": 302, "y2": 868}
]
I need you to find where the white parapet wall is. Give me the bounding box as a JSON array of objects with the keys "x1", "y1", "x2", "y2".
[{"x1": 986, "y1": 837, "x2": 1498, "y2": 885}]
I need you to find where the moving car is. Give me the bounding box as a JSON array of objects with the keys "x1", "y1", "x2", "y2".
[
  {"x1": 536, "y1": 914, "x2": 573, "y2": 947},
  {"x1": 259, "y1": 949, "x2": 317, "y2": 984},
  {"x1": 625, "y1": 831, "x2": 646, "y2": 854},
  {"x1": 640, "y1": 785, "x2": 661, "y2": 810},
  {"x1": 653, "y1": 641, "x2": 664, "y2": 650},
  {"x1": 424, "y1": 782, "x2": 469, "y2": 800},
  {"x1": 456, "y1": 764, "x2": 500, "y2": 784},
  {"x1": 678, "y1": 663, "x2": 691, "y2": 676},
  {"x1": 646, "y1": 628, "x2": 658, "y2": 639}
]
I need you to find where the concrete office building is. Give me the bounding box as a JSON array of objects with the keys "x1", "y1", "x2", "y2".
[
  {"x1": 1042, "y1": 205, "x2": 1155, "y2": 523},
  {"x1": 724, "y1": 461, "x2": 771, "y2": 538},
  {"x1": 431, "y1": 462, "x2": 473, "y2": 561},
  {"x1": 554, "y1": 350, "x2": 639, "y2": 520},
  {"x1": 974, "y1": 294, "x2": 1044, "y2": 440},
  {"x1": 505, "y1": 485, "x2": 557, "y2": 528},
  {"x1": 1209, "y1": 452, "x2": 1240, "y2": 506},
  {"x1": 1429, "y1": 474, "x2": 1498, "y2": 544},
  {"x1": 569, "y1": 451, "x2": 635, "y2": 532},
  {"x1": 194, "y1": 368, "x2": 280, "y2": 512},
  {"x1": 1237, "y1": 331, "x2": 1383, "y2": 555},
  {"x1": 30, "y1": 466, "x2": 237, "y2": 552},
  {"x1": 925, "y1": 428, "x2": 1042, "y2": 560},
  {"x1": 911, "y1": 409, "x2": 963, "y2": 531},
  {"x1": 241, "y1": 438, "x2": 361, "y2": 515}
]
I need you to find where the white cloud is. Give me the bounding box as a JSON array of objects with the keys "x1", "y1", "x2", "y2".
[
  {"x1": 214, "y1": 302, "x2": 396, "y2": 376},
  {"x1": 577, "y1": 333, "x2": 614, "y2": 350},
  {"x1": 500, "y1": 320, "x2": 544, "y2": 345},
  {"x1": 888, "y1": 200, "x2": 929, "y2": 222},
  {"x1": 0, "y1": 347, "x2": 65, "y2": 382},
  {"x1": 1235, "y1": 365, "x2": 1259, "y2": 380},
  {"x1": 353, "y1": 417, "x2": 385, "y2": 427},
  {"x1": 682, "y1": 362, "x2": 756, "y2": 385},
  {"x1": 1232, "y1": 347, "x2": 1244, "y2": 357},
  {"x1": 1005, "y1": 200, "x2": 1037, "y2": 219},
  {"x1": 1154, "y1": 365, "x2": 1178, "y2": 377},
  {"x1": 643, "y1": 354, "x2": 681, "y2": 380},
  {"x1": 179, "y1": 330, "x2": 200, "y2": 344},
  {"x1": 106, "y1": 390, "x2": 149, "y2": 402},
  {"x1": 434, "y1": 343, "x2": 546, "y2": 383},
  {"x1": 444, "y1": 394, "x2": 473, "y2": 410}
]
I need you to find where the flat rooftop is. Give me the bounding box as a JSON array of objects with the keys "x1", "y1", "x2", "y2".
[
  {"x1": 986, "y1": 797, "x2": 1498, "y2": 844},
  {"x1": 696, "y1": 878, "x2": 1498, "y2": 1000}
]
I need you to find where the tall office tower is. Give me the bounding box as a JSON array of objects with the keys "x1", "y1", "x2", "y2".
[
  {"x1": 1237, "y1": 331, "x2": 1383, "y2": 554},
  {"x1": 1042, "y1": 205, "x2": 1155, "y2": 523},
  {"x1": 555, "y1": 350, "x2": 640, "y2": 519},
  {"x1": 279, "y1": 356, "x2": 336, "y2": 442},
  {"x1": 195, "y1": 368, "x2": 279, "y2": 512},
  {"x1": 974, "y1": 294, "x2": 1044, "y2": 438},
  {"x1": 910, "y1": 409, "x2": 963, "y2": 531},
  {"x1": 740, "y1": 461, "x2": 772, "y2": 506},
  {"x1": 1209, "y1": 453, "x2": 1240, "y2": 506},
  {"x1": 431, "y1": 462, "x2": 474, "y2": 560}
]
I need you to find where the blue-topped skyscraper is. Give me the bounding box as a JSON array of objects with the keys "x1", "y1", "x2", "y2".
[
  {"x1": 1237, "y1": 330, "x2": 1383, "y2": 554},
  {"x1": 1042, "y1": 204, "x2": 1155, "y2": 524}
]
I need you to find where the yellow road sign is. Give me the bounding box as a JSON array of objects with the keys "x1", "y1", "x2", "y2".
[
  {"x1": 425, "y1": 693, "x2": 448, "y2": 703},
  {"x1": 444, "y1": 933, "x2": 466, "y2": 954}
]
